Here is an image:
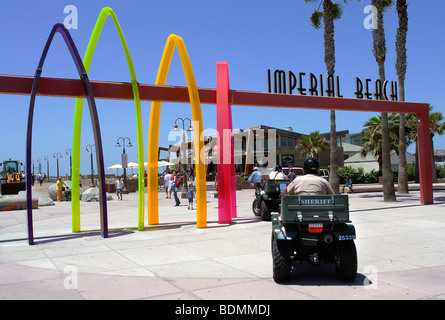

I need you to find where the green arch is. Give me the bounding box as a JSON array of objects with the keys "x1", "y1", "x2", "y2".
[{"x1": 71, "y1": 7, "x2": 144, "y2": 232}]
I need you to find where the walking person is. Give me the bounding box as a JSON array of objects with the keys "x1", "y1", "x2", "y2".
[
  {"x1": 116, "y1": 176, "x2": 124, "y2": 200},
  {"x1": 56, "y1": 177, "x2": 68, "y2": 201},
  {"x1": 168, "y1": 170, "x2": 176, "y2": 199},
  {"x1": 287, "y1": 168, "x2": 297, "y2": 181},
  {"x1": 38, "y1": 172, "x2": 44, "y2": 186},
  {"x1": 187, "y1": 183, "x2": 195, "y2": 210},
  {"x1": 164, "y1": 170, "x2": 171, "y2": 199},
  {"x1": 173, "y1": 173, "x2": 183, "y2": 206}
]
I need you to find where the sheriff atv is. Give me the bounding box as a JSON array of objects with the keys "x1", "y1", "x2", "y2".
[{"x1": 271, "y1": 194, "x2": 357, "y2": 283}]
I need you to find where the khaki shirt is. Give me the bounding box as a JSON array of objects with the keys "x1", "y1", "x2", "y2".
[{"x1": 285, "y1": 174, "x2": 334, "y2": 195}]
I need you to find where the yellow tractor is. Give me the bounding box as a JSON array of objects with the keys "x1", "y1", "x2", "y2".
[{"x1": 0, "y1": 160, "x2": 26, "y2": 195}]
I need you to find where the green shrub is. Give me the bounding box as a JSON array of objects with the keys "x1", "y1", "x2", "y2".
[
  {"x1": 436, "y1": 165, "x2": 445, "y2": 179},
  {"x1": 406, "y1": 165, "x2": 416, "y2": 181},
  {"x1": 338, "y1": 167, "x2": 366, "y2": 184}
]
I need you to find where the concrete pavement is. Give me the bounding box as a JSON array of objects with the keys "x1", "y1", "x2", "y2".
[{"x1": 1, "y1": 184, "x2": 445, "y2": 300}]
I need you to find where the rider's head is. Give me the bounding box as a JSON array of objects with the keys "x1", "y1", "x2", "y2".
[
  {"x1": 303, "y1": 157, "x2": 319, "y2": 175},
  {"x1": 275, "y1": 164, "x2": 282, "y2": 172}
]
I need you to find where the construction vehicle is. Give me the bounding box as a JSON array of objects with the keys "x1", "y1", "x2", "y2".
[{"x1": 0, "y1": 160, "x2": 26, "y2": 195}]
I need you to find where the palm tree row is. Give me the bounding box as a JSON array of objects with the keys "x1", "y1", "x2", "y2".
[
  {"x1": 303, "y1": 0, "x2": 415, "y2": 201},
  {"x1": 360, "y1": 106, "x2": 445, "y2": 183}
]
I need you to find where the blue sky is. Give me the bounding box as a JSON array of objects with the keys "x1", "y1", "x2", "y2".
[{"x1": 1, "y1": 0, "x2": 444, "y2": 176}]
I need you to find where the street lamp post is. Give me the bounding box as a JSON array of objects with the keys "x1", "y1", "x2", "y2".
[
  {"x1": 115, "y1": 137, "x2": 133, "y2": 191},
  {"x1": 85, "y1": 144, "x2": 95, "y2": 187},
  {"x1": 37, "y1": 157, "x2": 42, "y2": 174},
  {"x1": 65, "y1": 148, "x2": 72, "y2": 180},
  {"x1": 43, "y1": 156, "x2": 49, "y2": 182},
  {"x1": 173, "y1": 117, "x2": 193, "y2": 164},
  {"x1": 53, "y1": 152, "x2": 62, "y2": 178},
  {"x1": 172, "y1": 118, "x2": 193, "y2": 196}
]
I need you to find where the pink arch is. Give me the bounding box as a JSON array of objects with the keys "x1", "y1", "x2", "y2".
[{"x1": 216, "y1": 62, "x2": 237, "y2": 224}]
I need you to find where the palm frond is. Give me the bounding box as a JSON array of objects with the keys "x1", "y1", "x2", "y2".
[
  {"x1": 331, "y1": 2, "x2": 344, "y2": 20},
  {"x1": 309, "y1": 10, "x2": 323, "y2": 29}
]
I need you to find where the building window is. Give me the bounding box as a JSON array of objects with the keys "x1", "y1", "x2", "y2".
[{"x1": 280, "y1": 136, "x2": 286, "y2": 148}]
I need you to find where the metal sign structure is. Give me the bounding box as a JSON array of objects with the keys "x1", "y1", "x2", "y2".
[{"x1": 2, "y1": 70, "x2": 433, "y2": 210}]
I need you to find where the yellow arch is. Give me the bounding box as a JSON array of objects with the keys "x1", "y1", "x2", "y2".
[
  {"x1": 72, "y1": 7, "x2": 145, "y2": 232},
  {"x1": 147, "y1": 34, "x2": 207, "y2": 228}
]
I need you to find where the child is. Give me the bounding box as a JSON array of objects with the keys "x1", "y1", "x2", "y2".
[
  {"x1": 187, "y1": 184, "x2": 195, "y2": 210},
  {"x1": 116, "y1": 176, "x2": 124, "y2": 200}
]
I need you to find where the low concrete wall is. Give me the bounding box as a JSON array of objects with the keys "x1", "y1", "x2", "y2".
[{"x1": 0, "y1": 196, "x2": 38, "y2": 211}]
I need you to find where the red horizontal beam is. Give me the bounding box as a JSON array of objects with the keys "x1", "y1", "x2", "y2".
[{"x1": 0, "y1": 74, "x2": 428, "y2": 114}]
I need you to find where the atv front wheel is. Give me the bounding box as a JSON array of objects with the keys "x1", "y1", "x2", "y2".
[
  {"x1": 252, "y1": 199, "x2": 261, "y2": 216},
  {"x1": 261, "y1": 200, "x2": 272, "y2": 221}
]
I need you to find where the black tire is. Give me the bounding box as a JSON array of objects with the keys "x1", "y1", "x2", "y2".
[
  {"x1": 335, "y1": 240, "x2": 357, "y2": 282},
  {"x1": 261, "y1": 200, "x2": 271, "y2": 221},
  {"x1": 272, "y1": 235, "x2": 292, "y2": 283},
  {"x1": 252, "y1": 199, "x2": 261, "y2": 216}
]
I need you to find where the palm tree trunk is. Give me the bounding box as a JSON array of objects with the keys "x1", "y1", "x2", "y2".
[
  {"x1": 373, "y1": 0, "x2": 396, "y2": 202},
  {"x1": 397, "y1": 82, "x2": 409, "y2": 193},
  {"x1": 396, "y1": 0, "x2": 409, "y2": 193},
  {"x1": 323, "y1": 0, "x2": 340, "y2": 194},
  {"x1": 330, "y1": 110, "x2": 339, "y2": 193}
]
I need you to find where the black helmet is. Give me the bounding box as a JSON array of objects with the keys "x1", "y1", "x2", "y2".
[
  {"x1": 275, "y1": 164, "x2": 282, "y2": 172},
  {"x1": 303, "y1": 157, "x2": 319, "y2": 174}
]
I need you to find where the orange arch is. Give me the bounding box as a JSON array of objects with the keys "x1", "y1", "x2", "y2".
[{"x1": 147, "y1": 34, "x2": 207, "y2": 228}]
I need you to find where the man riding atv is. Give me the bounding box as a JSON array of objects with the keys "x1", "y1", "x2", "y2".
[
  {"x1": 283, "y1": 157, "x2": 333, "y2": 196},
  {"x1": 272, "y1": 157, "x2": 357, "y2": 283},
  {"x1": 251, "y1": 165, "x2": 290, "y2": 221}
]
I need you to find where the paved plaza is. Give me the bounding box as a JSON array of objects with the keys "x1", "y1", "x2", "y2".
[{"x1": 1, "y1": 184, "x2": 445, "y2": 300}]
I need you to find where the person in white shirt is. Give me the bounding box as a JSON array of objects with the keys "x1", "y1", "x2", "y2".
[
  {"x1": 164, "y1": 171, "x2": 172, "y2": 198},
  {"x1": 269, "y1": 165, "x2": 287, "y2": 180},
  {"x1": 116, "y1": 176, "x2": 124, "y2": 200}
]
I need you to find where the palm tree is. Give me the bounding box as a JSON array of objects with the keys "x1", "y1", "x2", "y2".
[
  {"x1": 429, "y1": 111, "x2": 445, "y2": 182},
  {"x1": 304, "y1": 0, "x2": 347, "y2": 194},
  {"x1": 396, "y1": 0, "x2": 409, "y2": 193},
  {"x1": 371, "y1": 0, "x2": 396, "y2": 201},
  {"x1": 296, "y1": 131, "x2": 330, "y2": 159},
  {"x1": 360, "y1": 114, "x2": 400, "y2": 170},
  {"x1": 406, "y1": 106, "x2": 445, "y2": 183}
]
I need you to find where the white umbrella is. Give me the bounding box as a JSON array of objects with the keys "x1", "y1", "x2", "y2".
[
  {"x1": 108, "y1": 164, "x2": 122, "y2": 169},
  {"x1": 107, "y1": 164, "x2": 122, "y2": 176},
  {"x1": 127, "y1": 162, "x2": 138, "y2": 168},
  {"x1": 158, "y1": 160, "x2": 174, "y2": 167}
]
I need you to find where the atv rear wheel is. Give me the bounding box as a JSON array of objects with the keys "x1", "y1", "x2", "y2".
[
  {"x1": 335, "y1": 240, "x2": 357, "y2": 282},
  {"x1": 272, "y1": 235, "x2": 292, "y2": 283}
]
